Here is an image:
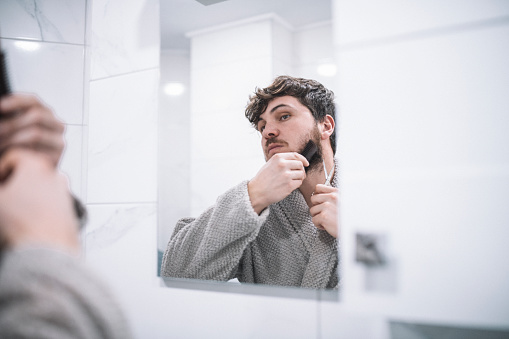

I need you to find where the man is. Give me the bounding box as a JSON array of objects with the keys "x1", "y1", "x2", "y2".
[
  {"x1": 0, "y1": 94, "x2": 132, "y2": 338},
  {"x1": 162, "y1": 76, "x2": 339, "y2": 289}
]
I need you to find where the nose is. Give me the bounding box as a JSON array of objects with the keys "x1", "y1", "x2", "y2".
[{"x1": 262, "y1": 122, "x2": 279, "y2": 139}]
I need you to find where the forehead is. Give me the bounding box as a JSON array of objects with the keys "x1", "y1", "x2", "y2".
[{"x1": 261, "y1": 95, "x2": 310, "y2": 117}]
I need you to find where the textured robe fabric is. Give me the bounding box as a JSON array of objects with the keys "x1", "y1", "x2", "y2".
[
  {"x1": 0, "y1": 248, "x2": 133, "y2": 339},
  {"x1": 162, "y1": 160, "x2": 339, "y2": 289}
]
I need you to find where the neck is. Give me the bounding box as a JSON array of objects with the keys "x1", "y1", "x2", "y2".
[{"x1": 299, "y1": 152, "x2": 334, "y2": 207}]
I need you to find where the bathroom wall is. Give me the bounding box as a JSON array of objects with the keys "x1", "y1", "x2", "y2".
[
  {"x1": 331, "y1": 0, "x2": 509, "y2": 334},
  {"x1": 3, "y1": 1, "x2": 509, "y2": 338},
  {"x1": 82, "y1": 0, "x2": 161, "y2": 335},
  {"x1": 1, "y1": 0, "x2": 161, "y2": 336},
  {"x1": 0, "y1": 0, "x2": 87, "y2": 198}
]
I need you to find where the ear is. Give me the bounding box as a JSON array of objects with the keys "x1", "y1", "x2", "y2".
[{"x1": 319, "y1": 115, "x2": 335, "y2": 140}]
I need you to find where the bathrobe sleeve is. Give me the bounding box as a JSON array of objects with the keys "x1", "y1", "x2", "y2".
[
  {"x1": 0, "y1": 247, "x2": 133, "y2": 339},
  {"x1": 161, "y1": 181, "x2": 270, "y2": 281}
]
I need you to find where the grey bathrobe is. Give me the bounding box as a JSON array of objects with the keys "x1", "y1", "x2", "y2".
[
  {"x1": 0, "y1": 248, "x2": 133, "y2": 339},
  {"x1": 161, "y1": 160, "x2": 339, "y2": 289}
]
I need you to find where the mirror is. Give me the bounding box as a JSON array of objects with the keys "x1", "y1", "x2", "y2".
[{"x1": 157, "y1": 0, "x2": 339, "y2": 290}]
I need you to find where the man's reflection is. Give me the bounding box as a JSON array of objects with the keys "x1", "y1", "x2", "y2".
[{"x1": 161, "y1": 76, "x2": 339, "y2": 289}]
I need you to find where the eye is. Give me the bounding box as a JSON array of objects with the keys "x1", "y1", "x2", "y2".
[
  {"x1": 258, "y1": 123, "x2": 265, "y2": 132},
  {"x1": 280, "y1": 114, "x2": 290, "y2": 121}
]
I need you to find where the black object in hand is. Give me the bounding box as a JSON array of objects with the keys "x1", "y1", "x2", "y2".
[
  {"x1": 0, "y1": 48, "x2": 11, "y2": 98},
  {"x1": 300, "y1": 140, "x2": 318, "y2": 163}
]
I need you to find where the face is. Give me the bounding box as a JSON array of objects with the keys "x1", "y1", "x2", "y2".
[{"x1": 257, "y1": 96, "x2": 322, "y2": 168}]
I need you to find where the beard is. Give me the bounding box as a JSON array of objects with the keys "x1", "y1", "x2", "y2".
[
  {"x1": 298, "y1": 125, "x2": 323, "y2": 174},
  {"x1": 264, "y1": 124, "x2": 323, "y2": 172}
]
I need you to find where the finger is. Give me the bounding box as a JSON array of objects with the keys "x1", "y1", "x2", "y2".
[
  {"x1": 0, "y1": 94, "x2": 44, "y2": 114},
  {"x1": 314, "y1": 184, "x2": 337, "y2": 195},
  {"x1": 287, "y1": 168, "x2": 306, "y2": 181},
  {"x1": 0, "y1": 148, "x2": 22, "y2": 182},
  {"x1": 311, "y1": 211, "x2": 326, "y2": 230},
  {"x1": 0, "y1": 129, "x2": 64, "y2": 166},
  {"x1": 287, "y1": 152, "x2": 309, "y2": 167},
  {"x1": 0, "y1": 106, "x2": 65, "y2": 137},
  {"x1": 309, "y1": 203, "x2": 322, "y2": 217},
  {"x1": 311, "y1": 193, "x2": 338, "y2": 207},
  {"x1": 0, "y1": 149, "x2": 44, "y2": 182},
  {"x1": 286, "y1": 159, "x2": 306, "y2": 171},
  {"x1": 0, "y1": 125, "x2": 65, "y2": 151}
]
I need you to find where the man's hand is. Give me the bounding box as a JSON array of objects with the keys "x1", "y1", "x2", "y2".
[
  {"x1": 0, "y1": 94, "x2": 65, "y2": 167},
  {"x1": 0, "y1": 149, "x2": 80, "y2": 254},
  {"x1": 248, "y1": 152, "x2": 309, "y2": 215},
  {"x1": 310, "y1": 184, "x2": 339, "y2": 238}
]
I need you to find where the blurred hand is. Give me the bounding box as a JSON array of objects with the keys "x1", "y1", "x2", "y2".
[
  {"x1": 0, "y1": 149, "x2": 80, "y2": 254},
  {"x1": 248, "y1": 152, "x2": 309, "y2": 215},
  {"x1": 0, "y1": 94, "x2": 65, "y2": 167},
  {"x1": 310, "y1": 184, "x2": 339, "y2": 238}
]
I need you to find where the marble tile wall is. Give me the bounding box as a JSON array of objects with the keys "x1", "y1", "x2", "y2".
[
  {"x1": 84, "y1": 0, "x2": 160, "y2": 309},
  {"x1": 0, "y1": 0, "x2": 87, "y2": 198}
]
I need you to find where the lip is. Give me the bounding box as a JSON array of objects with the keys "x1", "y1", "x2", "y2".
[{"x1": 267, "y1": 143, "x2": 284, "y2": 154}]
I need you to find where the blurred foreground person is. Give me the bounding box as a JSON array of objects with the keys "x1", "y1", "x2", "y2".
[{"x1": 0, "y1": 95, "x2": 132, "y2": 339}]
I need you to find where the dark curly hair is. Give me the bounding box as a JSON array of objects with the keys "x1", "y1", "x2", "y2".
[{"x1": 245, "y1": 75, "x2": 336, "y2": 154}]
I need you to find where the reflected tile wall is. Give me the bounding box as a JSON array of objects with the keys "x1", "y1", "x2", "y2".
[
  {"x1": 90, "y1": 0, "x2": 159, "y2": 80},
  {"x1": 0, "y1": 0, "x2": 86, "y2": 44},
  {"x1": 189, "y1": 18, "x2": 291, "y2": 216},
  {"x1": 88, "y1": 69, "x2": 158, "y2": 204}
]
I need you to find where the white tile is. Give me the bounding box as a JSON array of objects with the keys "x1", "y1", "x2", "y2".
[
  {"x1": 336, "y1": 24, "x2": 509, "y2": 173},
  {"x1": 334, "y1": 0, "x2": 509, "y2": 45},
  {"x1": 160, "y1": 51, "x2": 190, "y2": 83},
  {"x1": 90, "y1": 0, "x2": 159, "y2": 79},
  {"x1": 0, "y1": 0, "x2": 86, "y2": 44},
  {"x1": 293, "y1": 63, "x2": 338, "y2": 93},
  {"x1": 273, "y1": 59, "x2": 294, "y2": 78},
  {"x1": 272, "y1": 20, "x2": 294, "y2": 65},
  {"x1": 335, "y1": 22, "x2": 509, "y2": 326},
  {"x1": 87, "y1": 69, "x2": 158, "y2": 204},
  {"x1": 190, "y1": 108, "x2": 262, "y2": 162},
  {"x1": 84, "y1": 203, "x2": 158, "y2": 286},
  {"x1": 131, "y1": 286, "x2": 319, "y2": 339},
  {"x1": 158, "y1": 126, "x2": 191, "y2": 250},
  {"x1": 190, "y1": 19, "x2": 272, "y2": 70},
  {"x1": 320, "y1": 301, "x2": 390, "y2": 339},
  {"x1": 190, "y1": 57, "x2": 273, "y2": 115},
  {"x1": 190, "y1": 156, "x2": 265, "y2": 216},
  {"x1": 60, "y1": 125, "x2": 83, "y2": 199},
  {"x1": 1, "y1": 39, "x2": 84, "y2": 125},
  {"x1": 294, "y1": 23, "x2": 334, "y2": 65}
]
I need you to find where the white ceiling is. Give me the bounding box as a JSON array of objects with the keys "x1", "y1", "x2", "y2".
[{"x1": 160, "y1": 0, "x2": 332, "y2": 50}]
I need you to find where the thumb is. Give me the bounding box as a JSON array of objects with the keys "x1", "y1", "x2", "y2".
[{"x1": 0, "y1": 149, "x2": 22, "y2": 183}]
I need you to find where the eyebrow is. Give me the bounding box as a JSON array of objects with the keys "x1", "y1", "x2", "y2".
[{"x1": 270, "y1": 104, "x2": 292, "y2": 114}]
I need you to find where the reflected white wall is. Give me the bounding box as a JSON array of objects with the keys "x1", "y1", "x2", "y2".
[
  {"x1": 158, "y1": 50, "x2": 191, "y2": 253},
  {"x1": 158, "y1": 16, "x2": 337, "y2": 251}
]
